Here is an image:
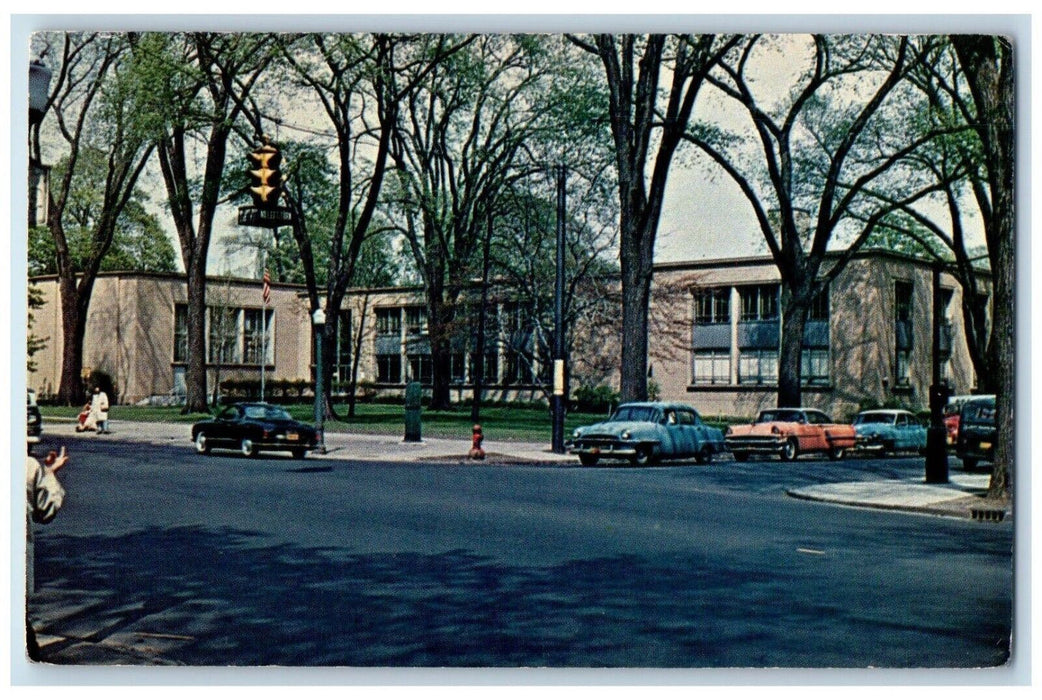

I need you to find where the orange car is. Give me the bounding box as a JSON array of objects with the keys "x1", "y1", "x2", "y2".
[{"x1": 725, "y1": 407, "x2": 857, "y2": 462}]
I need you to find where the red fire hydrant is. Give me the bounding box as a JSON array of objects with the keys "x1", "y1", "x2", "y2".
[{"x1": 469, "y1": 424, "x2": 486, "y2": 460}]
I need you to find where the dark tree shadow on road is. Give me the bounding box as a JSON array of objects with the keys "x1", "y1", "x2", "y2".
[{"x1": 29, "y1": 526, "x2": 1011, "y2": 667}]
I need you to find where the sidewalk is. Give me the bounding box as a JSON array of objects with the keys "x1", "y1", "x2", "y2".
[{"x1": 42, "y1": 418, "x2": 1009, "y2": 520}]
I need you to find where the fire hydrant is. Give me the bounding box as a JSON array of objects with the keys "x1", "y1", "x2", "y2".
[{"x1": 468, "y1": 424, "x2": 486, "y2": 460}]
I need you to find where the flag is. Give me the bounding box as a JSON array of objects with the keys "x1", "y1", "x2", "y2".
[{"x1": 262, "y1": 269, "x2": 271, "y2": 305}]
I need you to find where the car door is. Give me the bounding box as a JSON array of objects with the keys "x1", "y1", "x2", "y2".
[{"x1": 674, "y1": 409, "x2": 700, "y2": 457}]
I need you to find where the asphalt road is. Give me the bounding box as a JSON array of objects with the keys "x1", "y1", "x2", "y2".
[{"x1": 27, "y1": 435, "x2": 1012, "y2": 668}]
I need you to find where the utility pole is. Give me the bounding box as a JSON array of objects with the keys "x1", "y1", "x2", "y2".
[{"x1": 551, "y1": 165, "x2": 567, "y2": 454}]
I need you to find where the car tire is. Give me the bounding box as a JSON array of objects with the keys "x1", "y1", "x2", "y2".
[
  {"x1": 882, "y1": 440, "x2": 895, "y2": 457},
  {"x1": 732, "y1": 451, "x2": 748, "y2": 462},
  {"x1": 963, "y1": 456, "x2": 979, "y2": 471},
  {"x1": 695, "y1": 448, "x2": 712, "y2": 465},
  {"x1": 578, "y1": 453, "x2": 600, "y2": 466},
  {"x1": 781, "y1": 438, "x2": 799, "y2": 462},
  {"x1": 828, "y1": 446, "x2": 846, "y2": 461},
  {"x1": 291, "y1": 448, "x2": 307, "y2": 460},
  {"x1": 631, "y1": 445, "x2": 654, "y2": 467},
  {"x1": 240, "y1": 438, "x2": 258, "y2": 458},
  {"x1": 195, "y1": 432, "x2": 211, "y2": 455}
]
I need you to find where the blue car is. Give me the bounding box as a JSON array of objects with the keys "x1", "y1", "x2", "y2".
[
  {"x1": 568, "y1": 402, "x2": 727, "y2": 466},
  {"x1": 852, "y1": 409, "x2": 927, "y2": 456}
]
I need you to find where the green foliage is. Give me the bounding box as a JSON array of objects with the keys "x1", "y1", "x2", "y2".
[
  {"x1": 572, "y1": 384, "x2": 619, "y2": 413},
  {"x1": 28, "y1": 153, "x2": 176, "y2": 275},
  {"x1": 27, "y1": 283, "x2": 48, "y2": 374}
]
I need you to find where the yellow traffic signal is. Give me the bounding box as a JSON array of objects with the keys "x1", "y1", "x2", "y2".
[{"x1": 248, "y1": 142, "x2": 283, "y2": 208}]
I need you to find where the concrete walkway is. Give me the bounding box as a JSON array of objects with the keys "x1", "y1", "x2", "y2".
[{"x1": 41, "y1": 418, "x2": 1009, "y2": 521}]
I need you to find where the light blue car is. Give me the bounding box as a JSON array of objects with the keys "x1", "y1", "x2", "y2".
[
  {"x1": 568, "y1": 402, "x2": 727, "y2": 466},
  {"x1": 852, "y1": 409, "x2": 927, "y2": 456}
]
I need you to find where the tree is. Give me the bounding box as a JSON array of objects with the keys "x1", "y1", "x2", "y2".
[
  {"x1": 387, "y1": 34, "x2": 548, "y2": 409},
  {"x1": 31, "y1": 32, "x2": 157, "y2": 405},
  {"x1": 685, "y1": 34, "x2": 952, "y2": 408},
  {"x1": 568, "y1": 33, "x2": 737, "y2": 403},
  {"x1": 949, "y1": 36, "x2": 1014, "y2": 500},
  {"x1": 134, "y1": 32, "x2": 278, "y2": 413},
  {"x1": 28, "y1": 151, "x2": 176, "y2": 276}
]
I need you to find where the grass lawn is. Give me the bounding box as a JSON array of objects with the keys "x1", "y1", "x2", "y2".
[{"x1": 40, "y1": 401, "x2": 620, "y2": 442}]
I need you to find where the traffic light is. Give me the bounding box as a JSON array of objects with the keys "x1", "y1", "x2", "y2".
[{"x1": 248, "y1": 141, "x2": 283, "y2": 209}]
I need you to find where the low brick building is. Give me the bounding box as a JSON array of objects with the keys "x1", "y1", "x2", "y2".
[{"x1": 27, "y1": 250, "x2": 987, "y2": 419}]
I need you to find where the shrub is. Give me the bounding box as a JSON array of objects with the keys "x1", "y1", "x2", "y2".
[{"x1": 572, "y1": 384, "x2": 619, "y2": 414}]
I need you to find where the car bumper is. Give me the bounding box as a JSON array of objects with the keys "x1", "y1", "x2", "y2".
[
  {"x1": 724, "y1": 437, "x2": 786, "y2": 454},
  {"x1": 567, "y1": 440, "x2": 639, "y2": 458}
]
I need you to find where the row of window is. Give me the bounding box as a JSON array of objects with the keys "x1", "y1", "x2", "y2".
[
  {"x1": 375, "y1": 351, "x2": 546, "y2": 386},
  {"x1": 375, "y1": 303, "x2": 531, "y2": 337},
  {"x1": 694, "y1": 284, "x2": 829, "y2": 325},
  {"x1": 692, "y1": 349, "x2": 830, "y2": 386},
  {"x1": 174, "y1": 305, "x2": 274, "y2": 366}
]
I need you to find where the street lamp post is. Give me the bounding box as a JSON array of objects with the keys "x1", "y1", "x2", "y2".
[
  {"x1": 925, "y1": 263, "x2": 949, "y2": 483},
  {"x1": 313, "y1": 306, "x2": 327, "y2": 454}
]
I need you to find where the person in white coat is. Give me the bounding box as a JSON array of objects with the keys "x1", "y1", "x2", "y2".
[
  {"x1": 26, "y1": 444, "x2": 67, "y2": 660},
  {"x1": 89, "y1": 386, "x2": 110, "y2": 434}
]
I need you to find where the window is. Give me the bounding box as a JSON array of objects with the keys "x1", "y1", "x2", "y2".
[
  {"x1": 740, "y1": 284, "x2": 779, "y2": 321},
  {"x1": 405, "y1": 306, "x2": 427, "y2": 334},
  {"x1": 896, "y1": 349, "x2": 912, "y2": 386},
  {"x1": 174, "y1": 304, "x2": 188, "y2": 362},
  {"x1": 376, "y1": 354, "x2": 401, "y2": 383},
  {"x1": 208, "y1": 307, "x2": 240, "y2": 364},
  {"x1": 470, "y1": 352, "x2": 499, "y2": 384},
  {"x1": 895, "y1": 281, "x2": 913, "y2": 321},
  {"x1": 809, "y1": 288, "x2": 829, "y2": 320},
  {"x1": 695, "y1": 288, "x2": 730, "y2": 324},
  {"x1": 450, "y1": 353, "x2": 467, "y2": 383},
  {"x1": 376, "y1": 308, "x2": 401, "y2": 335},
  {"x1": 739, "y1": 349, "x2": 778, "y2": 385},
  {"x1": 408, "y1": 354, "x2": 433, "y2": 384},
  {"x1": 801, "y1": 348, "x2": 829, "y2": 386},
  {"x1": 505, "y1": 352, "x2": 533, "y2": 384},
  {"x1": 242, "y1": 308, "x2": 274, "y2": 365},
  {"x1": 895, "y1": 281, "x2": 913, "y2": 386},
  {"x1": 693, "y1": 350, "x2": 730, "y2": 385},
  {"x1": 333, "y1": 310, "x2": 352, "y2": 385}
]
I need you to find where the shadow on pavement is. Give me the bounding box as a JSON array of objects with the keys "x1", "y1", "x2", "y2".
[{"x1": 30, "y1": 525, "x2": 1011, "y2": 668}]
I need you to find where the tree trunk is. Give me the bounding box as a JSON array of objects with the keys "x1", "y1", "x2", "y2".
[
  {"x1": 618, "y1": 229, "x2": 653, "y2": 403},
  {"x1": 427, "y1": 291, "x2": 453, "y2": 411},
  {"x1": 56, "y1": 276, "x2": 86, "y2": 405},
  {"x1": 183, "y1": 256, "x2": 209, "y2": 413},
  {"x1": 778, "y1": 294, "x2": 810, "y2": 409}
]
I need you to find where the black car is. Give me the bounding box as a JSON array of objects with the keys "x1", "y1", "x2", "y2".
[
  {"x1": 955, "y1": 395, "x2": 996, "y2": 471},
  {"x1": 27, "y1": 389, "x2": 42, "y2": 443},
  {"x1": 192, "y1": 402, "x2": 318, "y2": 458}
]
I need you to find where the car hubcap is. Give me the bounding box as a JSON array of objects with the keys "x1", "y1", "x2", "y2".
[
  {"x1": 241, "y1": 439, "x2": 254, "y2": 456},
  {"x1": 196, "y1": 434, "x2": 206, "y2": 453}
]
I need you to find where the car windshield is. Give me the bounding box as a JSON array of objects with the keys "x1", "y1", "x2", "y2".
[
  {"x1": 756, "y1": 410, "x2": 804, "y2": 424},
  {"x1": 854, "y1": 413, "x2": 895, "y2": 425},
  {"x1": 611, "y1": 406, "x2": 660, "y2": 423},
  {"x1": 243, "y1": 405, "x2": 293, "y2": 422},
  {"x1": 963, "y1": 401, "x2": 996, "y2": 423}
]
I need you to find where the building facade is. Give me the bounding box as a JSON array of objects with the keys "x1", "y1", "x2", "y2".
[{"x1": 27, "y1": 251, "x2": 987, "y2": 418}]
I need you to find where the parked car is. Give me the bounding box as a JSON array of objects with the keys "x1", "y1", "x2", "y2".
[
  {"x1": 944, "y1": 394, "x2": 993, "y2": 445},
  {"x1": 852, "y1": 409, "x2": 927, "y2": 455},
  {"x1": 191, "y1": 402, "x2": 318, "y2": 458},
  {"x1": 568, "y1": 402, "x2": 727, "y2": 466},
  {"x1": 27, "y1": 389, "x2": 42, "y2": 443},
  {"x1": 725, "y1": 407, "x2": 856, "y2": 462},
  {"x1": 955, "y1": 395, "x2": 996, "y2": 471}
]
